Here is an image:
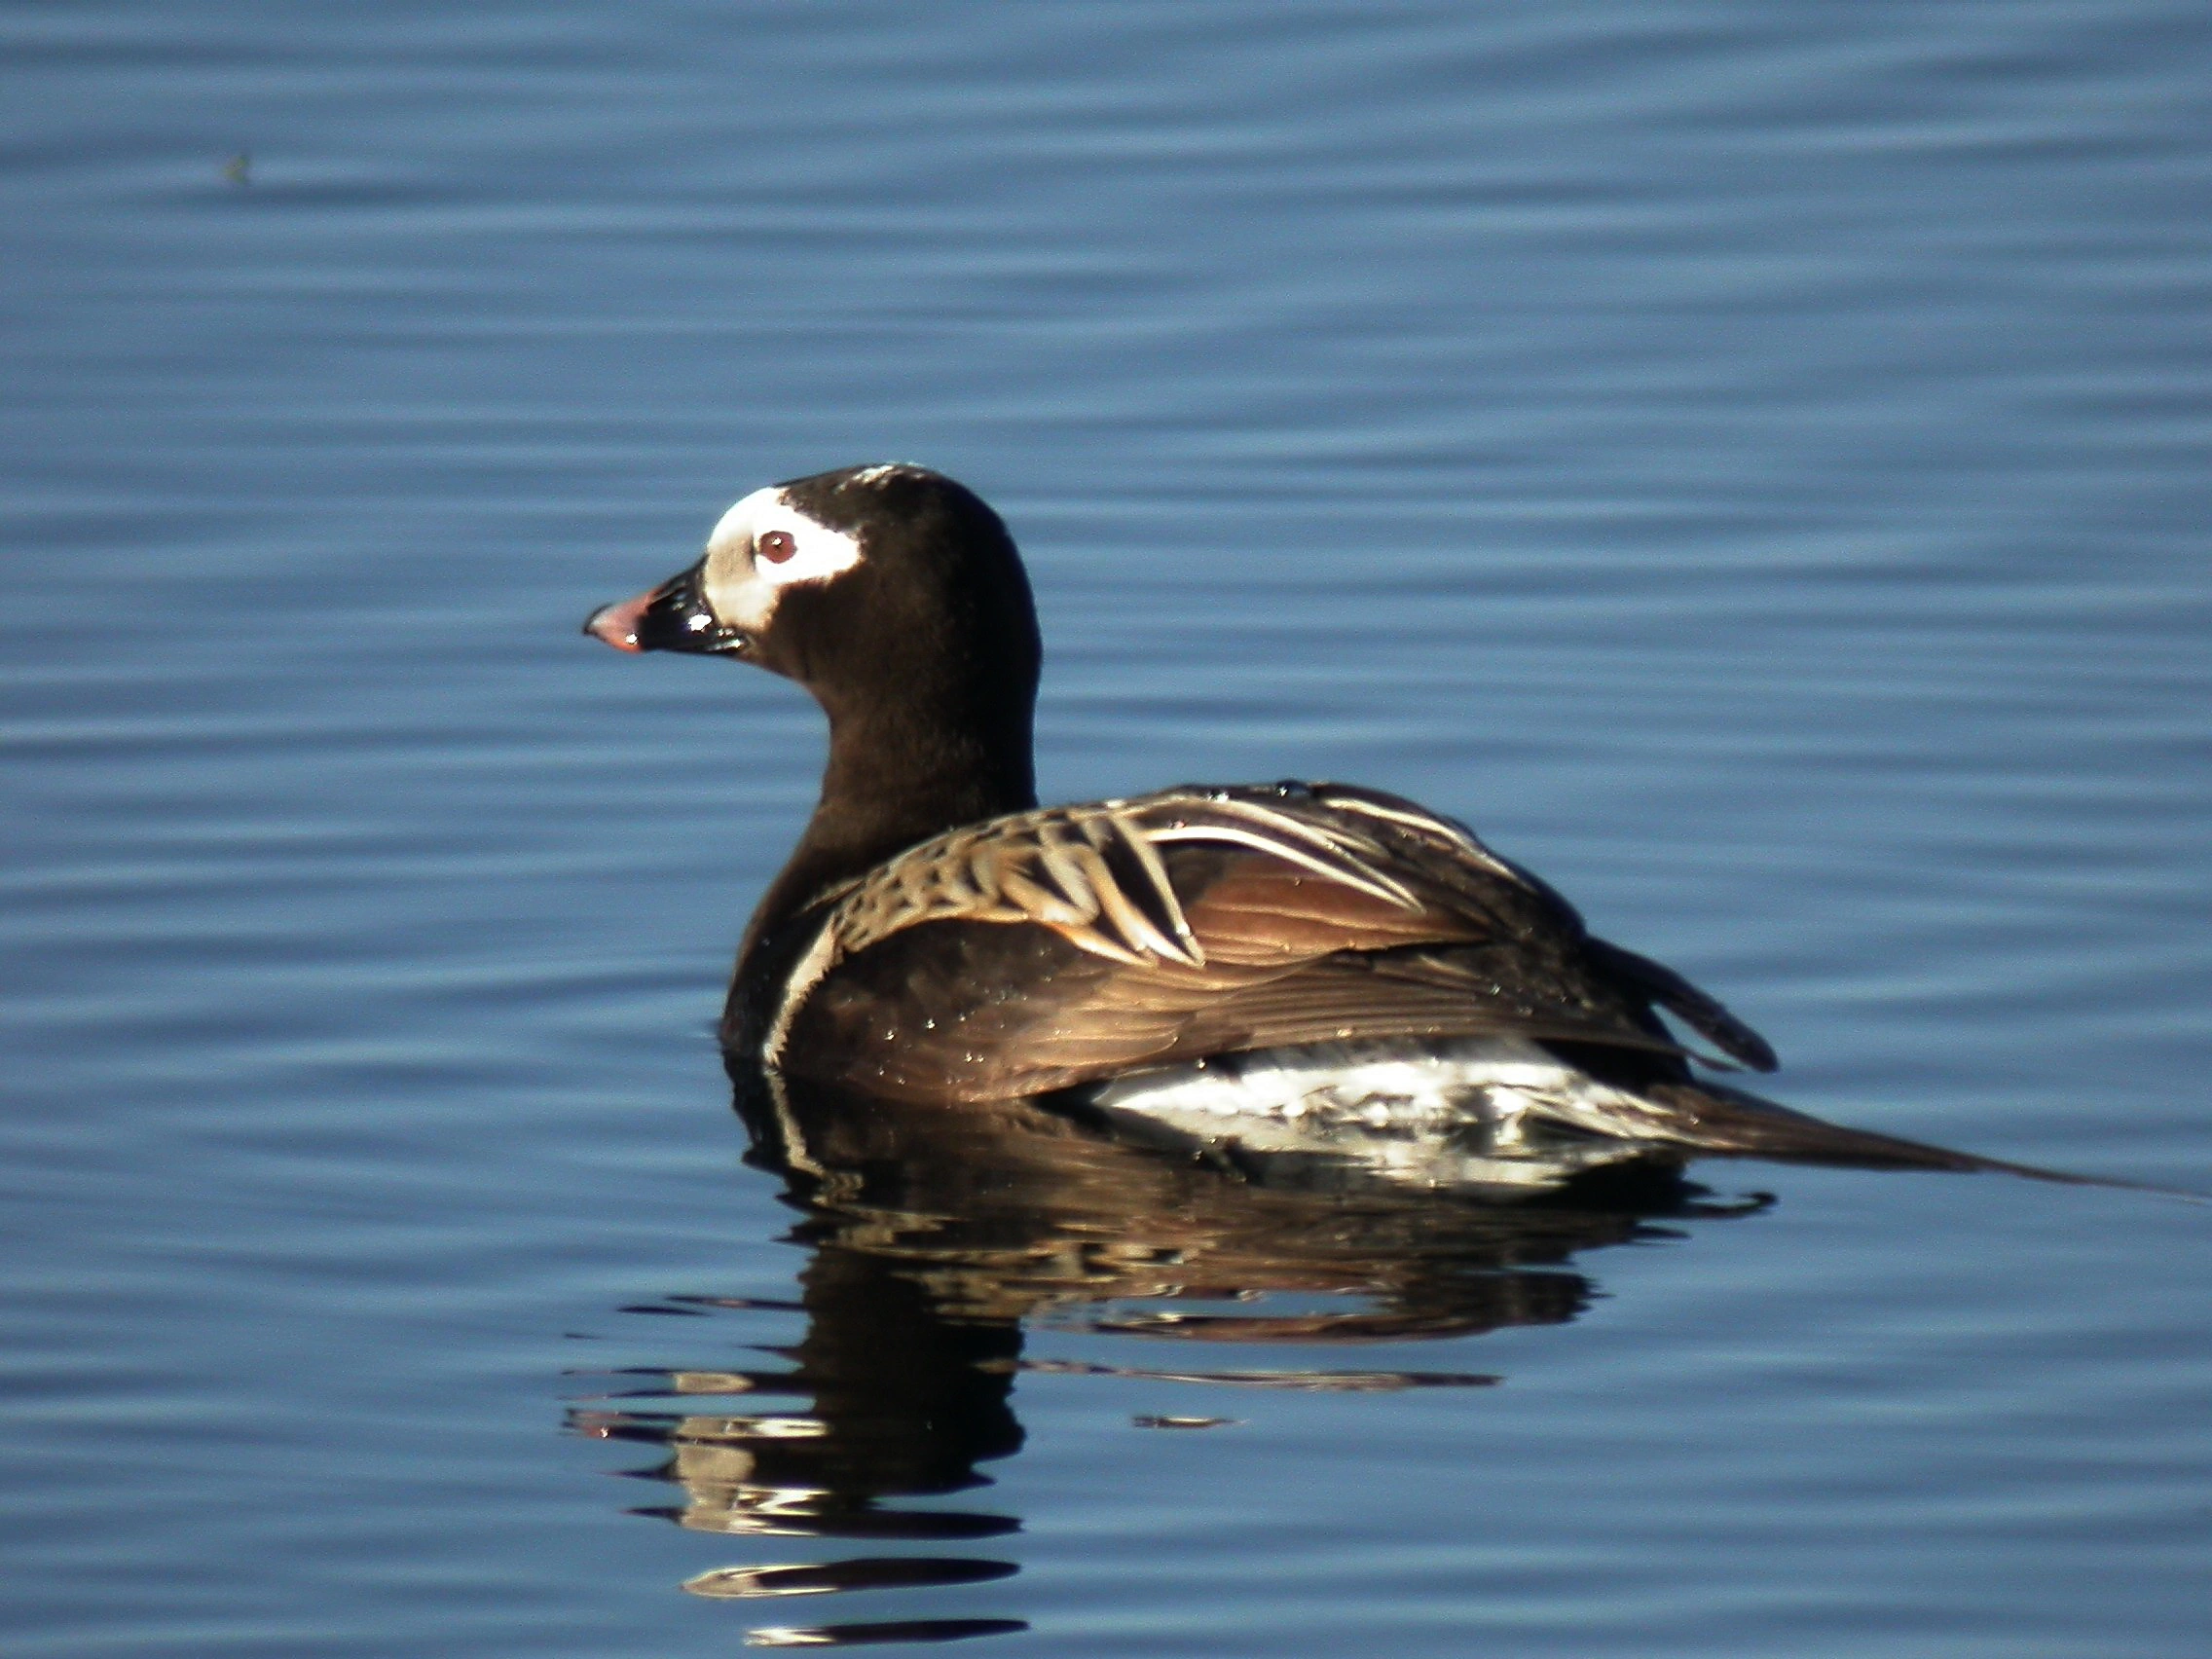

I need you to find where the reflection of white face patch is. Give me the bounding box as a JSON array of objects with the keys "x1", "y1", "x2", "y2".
[{"x1": 699, "y1": 487, "x2": 866, "y2": 633}]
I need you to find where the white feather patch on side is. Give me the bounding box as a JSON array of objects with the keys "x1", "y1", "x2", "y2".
[{"x1": 1087, "y1": 1038, "x2": 1684, "y2": 1189}]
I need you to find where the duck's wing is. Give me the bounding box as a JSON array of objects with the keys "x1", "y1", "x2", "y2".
[
  {"x1": 1284, "y1": 784, "x2": 1777, "y2": 1070},
  {"x1": 764, "y1": 783, "x2": 1775, "y2": 1105}
]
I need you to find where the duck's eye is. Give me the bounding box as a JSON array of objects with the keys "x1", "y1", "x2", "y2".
[{"x1": 756, "y1": 530, "x2": 797, "y2": 564}]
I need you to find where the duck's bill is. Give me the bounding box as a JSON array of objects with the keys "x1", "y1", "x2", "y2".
[{"x1": 583, "y1": 560, "x2": 748, "y2": 656}]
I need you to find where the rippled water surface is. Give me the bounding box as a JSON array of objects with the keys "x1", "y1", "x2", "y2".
[{"x1": 7, "y1": 4, "x2": 2210, "y2": 1654}]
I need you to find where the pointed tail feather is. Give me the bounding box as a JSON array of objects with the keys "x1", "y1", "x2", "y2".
[{"x1": 1641, "y1": 1080, "x2": 2202, "y2": 1198}]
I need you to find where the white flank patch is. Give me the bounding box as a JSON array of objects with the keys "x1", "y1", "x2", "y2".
[
  {"x1": 1087, "y1": 1037, "x2": 1678, "y2": 1189},
  {"x1": 699, "y1": 486, "x2": 865, "y2": 633}
]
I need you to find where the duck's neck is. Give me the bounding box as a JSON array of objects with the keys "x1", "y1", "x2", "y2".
[{"x1": 736, "y1": 687, "x2": 1037, "y2": 977}]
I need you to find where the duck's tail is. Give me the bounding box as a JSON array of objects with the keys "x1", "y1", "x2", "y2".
[{"x1": 1641, "y1": 1079, "x2": 2203, "y2": 1200}]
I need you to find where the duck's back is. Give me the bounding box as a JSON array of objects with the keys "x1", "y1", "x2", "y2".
[{"x1": 731, "y1": 781, "x2": 1774, "y2": 1106}]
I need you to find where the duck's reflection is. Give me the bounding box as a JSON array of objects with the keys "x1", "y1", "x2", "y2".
[{"x1": 567, "y1": 1069, "x2": 1763, "y2": 1642}]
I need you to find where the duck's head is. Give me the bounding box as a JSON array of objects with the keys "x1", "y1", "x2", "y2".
[
  {"x1": 587, "y1": 462, "x2": 1042, "y2": 712},
  {"x1": 587, "y1": 464, "x2": 1044, "y2": 832}
]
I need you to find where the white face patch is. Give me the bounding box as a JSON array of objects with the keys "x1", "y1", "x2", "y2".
[{"x1": 698, "y1": 486, "x2": 866, "y2": 634}]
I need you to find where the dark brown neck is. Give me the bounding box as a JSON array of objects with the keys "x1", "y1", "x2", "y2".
[{"x1": 733, "y1": 687, "x2": 1037, "y2": 982}]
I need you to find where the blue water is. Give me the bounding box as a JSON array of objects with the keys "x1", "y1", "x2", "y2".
[{"x1": 6, "y1": 3, "x2": 2209, "y2": 1653}]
